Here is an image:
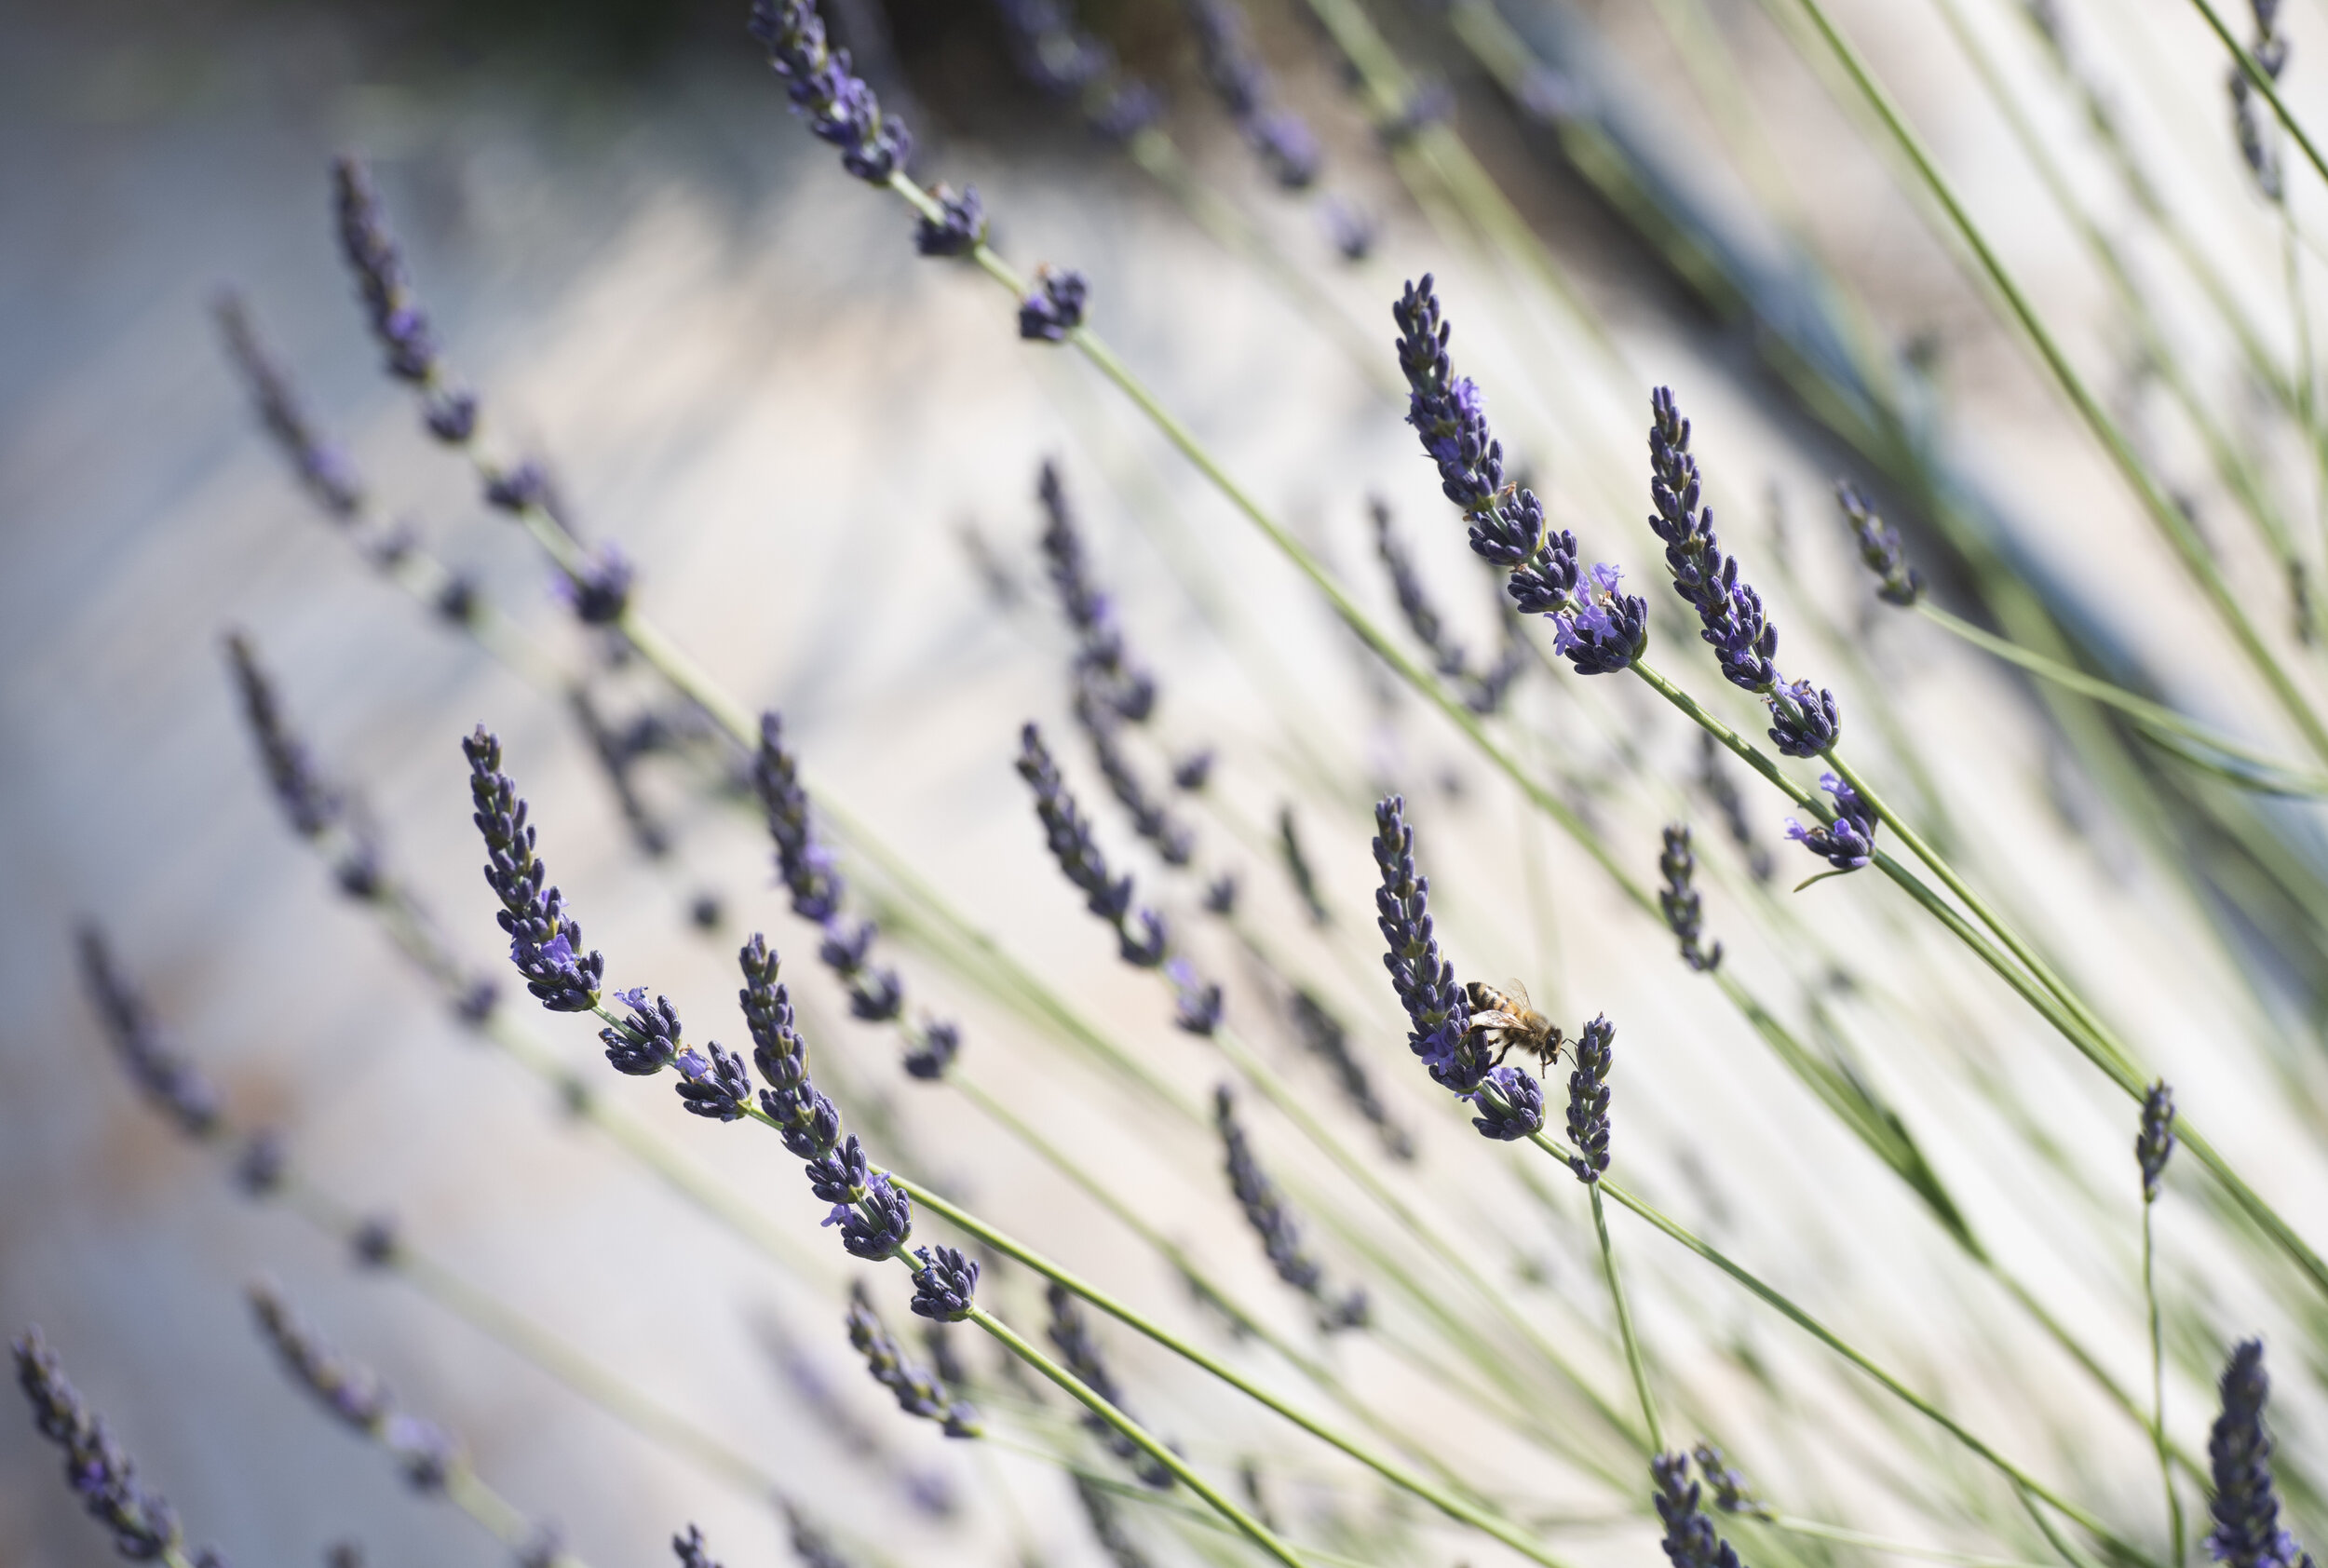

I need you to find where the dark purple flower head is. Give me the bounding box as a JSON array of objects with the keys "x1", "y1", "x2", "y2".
[
  {"x1": 1652, "y1": 1451, "x2": 1745, "y2": 1568},
  {"x1": 1076, "y1": 684, "x2": 1198, "y2": 868},
  {"x1": 902, "y1": 1020, "x2": 960, "y2": 1080},
  {"x1": 1047, "y1": 1284, "x2": 1173, "y2": 1488},
  {"x1": 909, "y1": 1245, "x2": 981, "y2": 1322},
  {"x1": 2138, "y1": 1080, "x2": 2177, "y2": 1203},
  {"x1": 672, "y1": 1525, "x2": 723, "y2": 1568},
  {"x1": 846, "y1": 1281, "x2": 979, "y2": 1436},
  {"x1": 332, "y1": 158, "x2": 440, "y2": 386},
  {"x1": 461, "y1": 728, "x2": 603, "y2": 1012},
  {"x1": 1019, "y1": 266, "x2": 1090, "y2": 342},
  {"x1": 1644, "y1": 387, "x2": 1784, "y2": 694},
  {"x1": 1203, "y1": 873, "x2": 1240, "y2": 915},
  {"x1": 1372, "y1": 498, "x2": 1527, "y2": 714},
  {"x1": 222, "y1": 631, "x2": 358, "y2": 841},
  {"x1": 599, "y1": 990, "x2": 683, "y2": 1076},
  {"x1": 914, "y1": 183, "x2": 987, "y2": 258},
  {"x1": 1658, "y1": 825, "x2": 1723, "y2": 973},
  {"x1": 1766, "y1": 677, "x2": 1842, "y2": 758},
  {"x1": 1393, "y1": 277, "x2": 1504, "y2": 515},
  {"x1": 673, "y1": 1042, "x2": 754, "y2": 1122},
  {"x1": 1171, "y1": 749, "x2": 1215, "y2": 791},
  {"x1": 754, "y1": 712, "x2": 846, "y2": 923},
  {"x1": 250, "y1": 1283, "x2": 394, "y2": 1434},
  {"x1": 2207, "y1": 1340, "x2": 2310, "y2": 1568},
  {"x1": 833, "y1": 1171, "x2": 914, "y2": 1261},
  {"x1": 13, "y1": 1326, "x2": 195, "y2": 1563},
  {"x1": 1039, "y1": 464, "x2": 1158, "y2": 723},
  {"x1": 236, "y1": 1129, "x2": 287, "y2": 1196},
  {"x1": 747, "y1": 0, "x2": 913, "y2": 182},
  {"x1": 1471, "y1": 1064, "x2": 1545, "y2": 1142},
  {"x1": 1837, "y1": 483, "x2": 1924, "y2": 607},
  {"x1": 1690, "y1": 1443, "x2": 1770, "y2": 1520},
  {"x1": 1322, "y1": 198, "x2": 1378, "y2": 262},
  {"x1": 213, "y1": 293, "x2": 365, "y2": 520},
  {"x1": 382, "y1": 1413, "x2": 455, "y2": 1493},
  {"x1": 1369, "y1": 795, "x2": 1480, "y2": 1093},
  {"x1": 1185, "y1": 0, "x2": 1323, "y2": 189},
  {"x1": 1564, "y1": 1015, "x2": 1615, "y2": 1183},
  {"x1": 75, "y1": 926, "x2": 223, "y2": 1139},
  {"x1": 1550, "y1": 561, "x2": 1648, "y2": 675},
  {"x1": 994, "y1": 0, "x2": 1113, "y2": 98},
  {"x1": 1785, "y1": 772, "x2": 1878, "y2": 873},
  {"x1": 350, "y1": 1215, "x2": 400, "y2": 1268},
  {"x1": 551, "y1": 544, "x2": 633, "y2": 626},
  {"x1": 1213, "y1": 1085, "x2": 1369, "y2": 1329},
  {"x1": 1289, "y1": 989, "x2": 1414, "y2": 1161},
  {"x1": 1018, "y1": 723, "x2": 1171, "y2": 968},
  {"x1": 1168, "y1": 958, "x2": 1225, "y2": 1036},
  {"x1": 483, "y1": 461, "x2": 549, "y2": 515}
]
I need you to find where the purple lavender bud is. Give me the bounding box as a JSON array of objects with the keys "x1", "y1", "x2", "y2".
[
  {"x1": 425, "y1": 391, "x2": 479, "y2": 444},
  {"x1": 1321, "y1": 197, "x2": 1378, "y2": 263},
  {"x1": 332, "y1": 157, "x2": 451, "y2": 396},
  {"x1": 1548, "y1": 561, "x2": 1647, "y2": 675},
  {"x1": 213, "y1": 293, "x2": 365, "y2": 520},
  {"x1": 846, "y1": 1282, "x2": 979, "y2": 1436},
  {"x1": 909, "y1": 1245, "x2": 981, "y2": 1322},
  {"x1": 248, "y1": 1283, "x2": 408, "y2": 1451},
  {"x1": 1167, "y1": 959, "x2": 1225, "y2": 1035},
  {"x1": 74, "y1": 926, "x2": 223, "y2": 1138},
  {"x1": 435, "y1": 570, "x2": 480, "y2": 629},
  {"x1": 1563, "y1": 1015, "x2": 1614, "y2": 1182},
  {"x1": 992, "y1": 0, "x2": 1113, "y2": 98},
  {"x1": 1644, "y1": 388, "x2": 1797, "y2": 698},
  {"x1": 1393, "y1": 277, "x2": 1504, "y2": 515},
  {"x1": 1171, "y1": 749, "x2": 1215, "y2": 791},
  {"x1": 1046, "y1": 1284, "x2": 1172, "y2": 1488},
  {"x1": 599, "y1": 992, "x2": 683, "y2": 1076},
  {"x1": 1039, "y1": 463, "x2": 1159, "y2": 723},
  {"x1": 483, "y1": 461, "x2": 549, "y2": 515},
  {"x1": 806, "y1": 1134, "x2": 873, "y2": 1206},
  {"x1": 350, "y1": 1215, "x2": 400, "y2": 1268},
  {"x1": 1184, "y1": 0, "x2": 1323, "y2": 189},
  {"x1": 914, "y1": 183, "x2": 987, "y2": 258},
  {"x1": 2138, "y1": 1080, "x2": 2177, "y2": 1202},
  {"x1": 382, "y1": 1413, "x2": 455, "y2": 1493},
  {"x1": 902, "y1": 1020, "x2": 961, "y2": 1081},
  {"x1": 1369, "y1": 795, "x2": 1481, "y2": 1093},
  {"x1": 550, "y1": 544, "x2": 633, "y2": 626},
  {"x1": 1690, "y1": 1443, "x2": 1770, "y2": 1520},
  {"x1": 1373, "y1": 498, "x2": 1528, "y2": 714},
  {"x1": 1471, "y1": 1064, "x2": 1545, "y2": 1142},
  {"x1": 672, "y1": 1525, "x2": 723, "y2": 1568},
  {"x1": 1652, "y1": 1451, "x2": 1745, "y2": 1568},
  {"x1": 1213, "y1": 1086, "x2": 1368, "y2": 1329},
  {"x1": 224, "y1": 634, "x2": 385, "y2": 893},
  {"x1": 1018, "y1": 723, "x2": 1171, "y2": 968},
  {"x1": 236, "y1": 1129, "x2": 287, "y2": 1196},
  {"x1": 461, "y1": 728, "x2": 604, "y2": 1013},
  {"x1": 1784, "y1": 772, "x2": 1878, "y2": 873},
  {"x1": 754, "y1": 713, "x2": 846, "y2": 923},
  {"x1": 1202, "y1": 873, "x2": 1239, "y2": 915},
  {"x1": 2207, "y1": 1340, "x2": 2310, "y2": 1568},
  {"x1": 1078, "y1": 686, "x2": 1198, "y2": 867},
  {"x1": 1836, "y1": 483, "x2": 1924, "y2": 607},
  {"x1": 13, "y1": 1327, "x2": 196, "y2": 1563},
  {"x1": 1288, "y1": 990, "x2": 1414, "y2": 1160},
  {"x1": 1019, "y1": 267, "x2": 1090, "y2": 342},
  {"x1": 746, "y1": 0, "x2": 913, "y2": 183},
  {"x1": 835, "y1": 1172, "x2": 914, "y2": 1261},
  {"x1": 1658, "y1": 825, "x2": 1722, "y2": 973},
  {"x1": 1766, "y1": 677, "x2": 1841, "y2": 758},
  {"x1": 673, "y1": 1042, "x2": 754, "y2": 1123}
]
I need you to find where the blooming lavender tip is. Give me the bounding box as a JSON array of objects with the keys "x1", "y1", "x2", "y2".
[
  {"x1": 1172, "y1": 749, "x2": 1215, "y2": 791},
  {"x1": 213, "y1": 293, "x2": 364, "y2": 520},
  {"x1": 754, "y1": 713, "x2": 845, "y2": 922},
  {"x1": 1077, "y1": 685, "x2": 1197, "y2": 867},
  {"x1": 673, "y1": 1042, "x2": 755, "y2": 1122},
  {"x1": 1039, "y1": 463, "x2": 1157, "y2": 722},
  {"x1": 2207, "y1": 1339, "x2": 2311, "y2": 1568},
  {"x1": 1658, "y1": 825, "x2": 1722, "y2": 972},
  {"x1": 746, "y1": 0, "x2": 913, "y2": 182},
  {"x1": 462, "y1": 728, "x2": 603, "y2": 1012},
  {"x1": 249, "y1": 1282, "x2": 391, "y2": 1432},
  {"x1": 909, "y1": 1245, "x2": 981, "y2": 1322},
  {"x1": 1185, "y1": 0, "x2": 1322, "y2": 190},
  {"x1": 551, "y1": 544, "x2": 633, "y2": 626},
  {"x1": 331, "y1": 157, "x2": 472, "y2": 440},
  {"x1": 914, "y1": 183, "x2": 986, "y2": 258},
  {"x1": 1322, "y1": 198, "x2": 1378, "y2": 263},
  {"x1": 1020, "y1": 267, "x2": 1089, "y2": 342},
  {"x1": 1288, "y1": 990, "x2": 1414, "y2": 1160},
  {"x1": 833, "y1": 1172, "x2": 914, "y2": 1261},
  {"x1": 75, "y1": 926, "x2": 223, "y2": 1138},
  {"x1": 350, "y1": 1215, "x2": 400, "y2": 1268},
  {"x1": 600, "y1": 989, "x2": 683, "y2": 1075},
  {"x1": 1167, "y1": 958, "x2": 1225, "y2": 1035},
  {"x1": 1690, "y1": 1443, "x2": 1771, "y2": 1520},
  {"x1": 672, "y1": 1525, "x2": 723, "y2": 1568},
  {"x1": 846, "y1": 1283, "x2": 980, "y2": 1437},
  {"x1": 1784, "y1": 773, "x2": 1879, "y2": 874},
  {"x1": 1563, "y1": 1015, "x2": 1614, "y2": 1182},
  {"x1": 1652, "y1": 1452, "x2": 1744, "y2": 1568},
  {"x1": 1203, "y1": 873, "x2": 1239, "y2": 915},
  {"x1": 2138, "y1": 1080, "x2": 2177, "y2": 1203},
  {"x1": 225, "y1": 633, "x2": 383, "y2": 898},
  {"x1": 14, "y1": 1327, "x2": 200, "y2": 1562},
  {"x1": 1047, "y1": 1284, "x2": 1172, "y2": 1487},
  {"x1": 1471, "y1": 1064, "x2": 1545, "y2": 1142},
  {"x1": 1214, "y1": 1086, "x2": 1368, "y2": 1329},
  {"x1": 1836, "y1": 483, "x2": 1923, "y2": 607},
  {"x1": 1370, "y1": 795, "x2": 1484, "y2": 1094},
  {"x1": 1019, "y1": 723, "x2": 1169, "y2": 966},
  {"x1": 902, "y1": 1021, "x2": 961, "y2": 1080}
]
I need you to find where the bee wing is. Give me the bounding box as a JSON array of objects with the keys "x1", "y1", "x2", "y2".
[{"x1": 1503, "y1": 979, "x2": 1532, "y2": 1014}]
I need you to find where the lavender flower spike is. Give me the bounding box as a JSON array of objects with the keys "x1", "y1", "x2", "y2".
[
  {"x1": 1369, "y1": 794, "x2": 1482, "y2": 1094},
  {"x1": 2138, "y1": 1080, "x2": 2177, "y2": 1203},
  {"x1": 1658, "y1": 825, "x2": 1723, "y2": 973},
  {"x1": 1040, "y1": 462, "x2": 1157, "y2": 723},
  {"x1": 1047, "y1": 1284, "x2": 1172, "y2": 1488},
  {"x1": 1691, "y1": 1443, "x2": 1771, "y2": 1520},
  {"x1": 1652, "y1": 1452, "x2": 1745, "y2": 1568},
  {"x1": 213, "y1": 292, "x2": 364, "y2": 520},
  {"x1": 746, "y1": 0, "x2": 913, "y2": 184},
  {"x1": 75, "y1": 926, "x2": 223, "y2": 1138},
  {"x1": 1168, "y1": 957, "x2": 1225, "y2": 1036},
  {"x1": 1564, "y1": 1015, "x2": 1615, "y2": 1183},
  {"x1": 1836, "y1": 482, "x2": 1923, "y2": 607},
  {"x1": 846, "y1": 1283, "x2": 980, "y2": 1438},
  {"x1": 909, "y1": 1245, "x2": 981, "y2": 1322},
  {"x1": 672, "y1": 1525, "x2": 723, "y2": 1568},
  {"x1": 1213, "y1": 1085, "x2": 1368, "y2": 1330},
  {"x1": 2206, "y1": 1340, "x2": 2312, "y2": 1568},
  {"x1": 225, "y1": 632, "x2": 380, "y2": 898},
  {"x1": 249, "y1": 1282, "x2": 454, "y2": 1493},
  {"x1": 14, "y1": 1326, "x2": 207, "y2": 1563},
  {"x1": 1471, "y1": 1064, "x2": 1545, "y2": 1142},
  {"x1": 914, "y1": 183, "x2": 986, "y2": 258},
  {"x1": 331, "y1": 157, "x2": 474, "y2": 442},
  {"x1": 461, "y1": 728, "x2": 604, "y2": 1012},
  {"x1": 1784, "y1": 773, "x2": 1880, "y2": 875},
  {"x1": 1184, "y1": 0, "x2": 1323, "y2": 190},
  {"x1": 1018, "y1": 723, "x2": 1169, "y2": 966},
  {"x1": 1020, "y1": 266, "x2": 1090, "y2": 343}
]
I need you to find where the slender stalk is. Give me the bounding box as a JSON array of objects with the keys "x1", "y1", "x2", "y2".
[
  {"x1": 442, "y1": 1466, "x2": 576, "y2": 1564},
  {"x1": 2145, "y1": 1202, "x2": 2184, "y2": 1565},
  {"x1": 1761, "y1": 1516, "x2": 2058, "y2": 1568},
  {"x1": 1589, "y1": 1183, "x2": 1664, "y2": 1455},
  {"x1": 2181, "y1": 0, "x2": 2328, "y2": 191},
  {"x1": 1787, "y1": 0, "x2": 2328, "y2": 765},
  {"x1": 961, "y1": 1306, "x2": 1307, "y2": 1568}
]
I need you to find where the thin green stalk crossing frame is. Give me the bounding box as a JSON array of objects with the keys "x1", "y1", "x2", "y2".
[{"x1": 1590, "y1": 1180, "x2": 1666, "y2": 1455}]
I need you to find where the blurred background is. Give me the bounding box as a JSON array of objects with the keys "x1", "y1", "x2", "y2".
[{"x1": 8, "y1": 0, "x2": 2328, "y2": 1566}]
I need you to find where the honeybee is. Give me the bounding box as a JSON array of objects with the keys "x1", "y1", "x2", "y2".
[{"x1": 1465, "y1": 980, "x2": 1564, "y2": 1070}]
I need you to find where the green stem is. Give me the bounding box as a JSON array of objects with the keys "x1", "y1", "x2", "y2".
[
  {"x1": 1761, "y1": 1516, "x2": 2057, "y2": 1568},
  {"x1": 2183, "y1": 0, "x2": 2328, "y2": 192},
  {"x1": 962, "y1": 1305, "x2": 1307, "y2": 1568},
  {"x1": 2145, "y1": 1200, "x2": 2185, "y2": 1566},
  {"x1": 1789, "y1": 0, "x2": 2328, "y2": 766},
  {"x1": 1590, "y1": 1182, "x2": 1664, "y2": 1455}
]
